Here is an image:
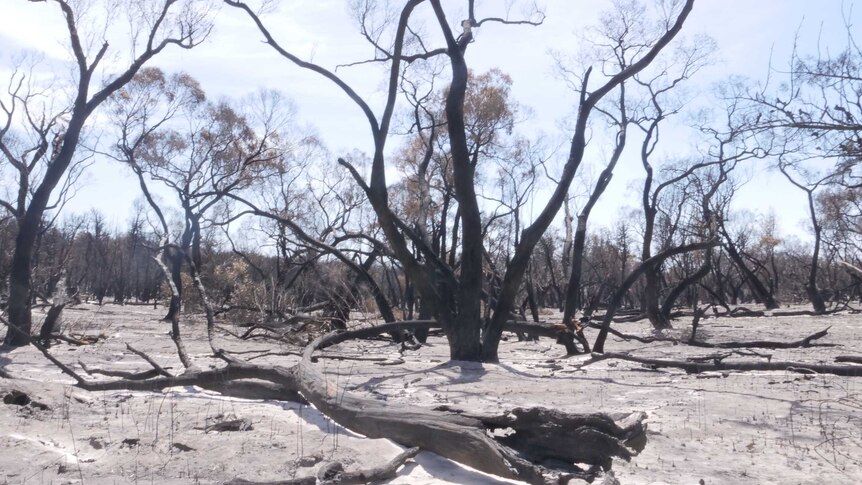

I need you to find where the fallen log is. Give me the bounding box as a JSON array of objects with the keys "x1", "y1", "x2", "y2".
[
  {"x1": 835, "y1": 355, "x2": 862, "y2": 365},
  {"x1": 591, "y1": 352, "x2": 862, "y2": 377},
  {"x1": 689, "y1": 327, "x2": 832, "y2": 349},
  {"x1": 590, "y1": 326, "x2": 833, "y2": 350},
  {"x1": 296, "y1": 330, "x2": 646, "y2": 483},
  {"x1": 33, "y1": 321, "x2": 648, "y2": 484}
]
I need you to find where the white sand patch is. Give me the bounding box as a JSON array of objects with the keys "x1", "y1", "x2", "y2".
[{"x1": 1, "y1": 303, "x2": 860, "y2": 483}]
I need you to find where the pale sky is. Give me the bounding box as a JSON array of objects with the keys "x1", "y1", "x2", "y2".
[{"x1": 1, "y1": 0, "x2": 859, "y2": 242}]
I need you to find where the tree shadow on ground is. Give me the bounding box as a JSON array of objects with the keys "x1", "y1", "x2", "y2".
[{"x1": 0, "y1": 346, "x2": 14, "y2": 376}]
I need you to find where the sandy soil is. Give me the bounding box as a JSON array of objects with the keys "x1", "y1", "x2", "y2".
[{"x1": 1, "y1": 303, "x2": 860, "y2": 484}]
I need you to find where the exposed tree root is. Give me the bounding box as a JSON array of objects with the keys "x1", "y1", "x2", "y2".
[
  {"x1": 836, "y1": 355, "x2": 862, "y2": 365},
  {"x1": 590, "y1": 352, "x2": 862, "y2": 377},
  {"x1": 33, "y1": 320, "x2": 648, "y2": 484}
]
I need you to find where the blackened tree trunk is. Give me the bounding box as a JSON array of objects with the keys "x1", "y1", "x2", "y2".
[
  {"x1": 539, "y1": 237, "x2": 562, "y2": 308},
  {"x1": 163, "y1": 217, "x2": 194, "y2": 322},
  {"x1": 562, "y1": 46, "x2": 628, "y2": 328},
  {"x1": 640, "y1": 191, "x2": 672, "y2": 329},
  {"x1": 3, "y1": 0, "x2": 206, "y2": 346},
  {"x1": 6, "y1": 233, "x2": 37, "y2": 345},
  {"x1": 660, "y1": 257, "x2": 711, "y2": 319},
  {"x1": 525, "y1": 269, "x2": 540, "y2": 323},
  {"x1": 720, "y1": 229, "x2": 779, "y2": 310},
  {"x1": 566, "y1": 217, "x2": 589, "y2": 314},
  {"x1": 643, "y1": 267, "x2": 671, "y2": 328},
  {"x1": 413, "y1": 297, "x2": 436, "y2": 344},
  {"x1": 5, "y1": 110, "x2": 86, "y2": 346},
  {"x1": 774, "y1": 163, "x2": 828, "y2": 313},
  {"x1": 563, "y1": 118, "x2": 626, "y2": 329},
  {"x1": 803, "y1": 188, "x2": 827, "y2": 313},
  {"x1": 331, "y1": 249, "x2": 380, "y2": 329}
]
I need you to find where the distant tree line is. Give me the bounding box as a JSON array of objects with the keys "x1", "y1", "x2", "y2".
[{"x1": 1, "y1": 192, "x2": 858, "y2": 328}]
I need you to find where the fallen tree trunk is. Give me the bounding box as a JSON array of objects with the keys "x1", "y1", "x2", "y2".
[
  {"x1": 590, "y1": 326, "x2": 833, "y2": 350},
  {"x1": 33, "y1": 321, "x2": 647, "y2": 484},
  {"x1": 835, "y1": 355, "x2": 862, "y2": 365},
  {"x1": 688, "y1": 327, "x2": 832, "y2": 349},
  {"x1": 591, "y1": 352, "x2": 862, "y2": 377},
  {"x1": 296, "y1": 330, "x2": 647, "y2": 483}
]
